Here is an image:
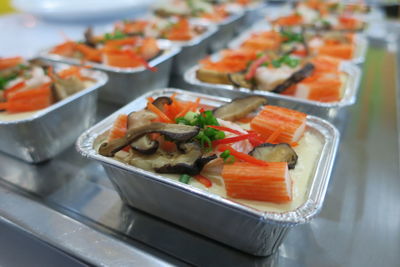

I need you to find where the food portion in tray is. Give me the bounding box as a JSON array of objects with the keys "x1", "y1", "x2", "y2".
[
  {"x1": 0, "y1": 57, "x2": 95, "y2": 120},
  {"x1": 50, "y1": 32, "x2": 161, "y2": 69},
  {"x1": 96, "y1": 94, "x2": 323, "y2": 212},
  {"x1": 234, "y1": 28, "x2": 358, "y2": 61},
  {"x1": 114, "y1": 17, "x2": 208, "y2": 42},
  {"x1": 196, "y1": 48, "x2": 346, "y2": 102},
  {"x1": 154, "y1": 0, "x2": 239, "y2": 22},
  {"x1": 270, "y1": 0, "x2": 367, "y2": 31}
]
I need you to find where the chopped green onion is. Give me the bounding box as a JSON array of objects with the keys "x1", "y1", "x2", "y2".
[
  {"x1": 175, "y1": 117, "x2": 190, "y2": 125},
  {"x1": 179, "y1": 174, "x2": 191, "y2": 184},
  {"x1": 220, "y1": 150, "x2": 235, "y2": 163},
  {"x1": 272, "y1": 60, "x2": 282, "y2": 68},
  {"x1": 220, "y1": 150, "x2": 230, "y2": 159},
  {"x1": 104, "y1": 30, "x2": 127, "y2": 41}
]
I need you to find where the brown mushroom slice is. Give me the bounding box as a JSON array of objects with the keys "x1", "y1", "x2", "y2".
[
  {"x1": 53, "y1": 76, "x2": 86, "y2": 101},
  {"x1": 129, "y1": 143, "x2": 216, "y2": 175},
  {"x1": 228, "y1": 73, "x2": 254, "y2": 89},
  {"x1": 196, "y1": 68, "x2": 231, "y2": 85},
  {"x1": 127, "y1": 110, "x2": 157, "y2": 130},
  {"x1": 271, "y1": 63, "x2": 315, "y2": 94},
  {"x1": 130, "y1": 136, "x2": 159, "y2": 155},
  {"x1": 154, "y1": 143, "x2": 203, "y2": 174},
  {"x1": 249, "y1": 143, "x2": 298, "y2": 169},
  {"x1": 213, "y1": 96, "x2": 268, "y2": 121},
  {"x1": 127, "y1": 110, "x2": 159, "y2": 154},
  {"x1": 84, "y1": 26, "x2": 97, "y2": 48},
  {"x1": 99, "y1": 122, "x2": 199, "y2": 157},
  {"x1": 151, "y1": 96, "x2": 172, "y2": 111}
]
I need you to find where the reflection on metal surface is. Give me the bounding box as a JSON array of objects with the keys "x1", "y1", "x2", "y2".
[{"x1": 0, "y1": 38, "x2": 399, "y2": 266}]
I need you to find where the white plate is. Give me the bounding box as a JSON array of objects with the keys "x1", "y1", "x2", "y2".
[{"x1": 12, "y1": 0, "x2": 154, "y2": 22}]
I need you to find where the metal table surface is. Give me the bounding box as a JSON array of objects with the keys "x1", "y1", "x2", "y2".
[{"x1": 1, "y1": 13, "x2": 400, "y2": 267}]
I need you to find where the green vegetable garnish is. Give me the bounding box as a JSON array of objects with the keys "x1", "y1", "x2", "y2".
[
  {"x1": 179, "y1": 174, "x2": 191, "y2": 184},
  {"x1": 271, "y1": 60, "x2": 282, "y2": 68},
  {"x1": 104, "y1": 30, "x2": 127, "y2": 41},
  {"x1": 0, "y1": 73, "x2": 18, "y2": 90},
  {"x1": 280, "y1": 30, "x2": 304, "y2": 44},
  {"x1": 220, "y1": 149, "x2": 235, "y2": 163},
  {"x1": 175, "y1": 110, "x2": 225, "y2": 150}
]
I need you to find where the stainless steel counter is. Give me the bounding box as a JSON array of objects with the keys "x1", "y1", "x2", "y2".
[{"x1": 0, "y1": 27, "x2": 399, "y2": 267}]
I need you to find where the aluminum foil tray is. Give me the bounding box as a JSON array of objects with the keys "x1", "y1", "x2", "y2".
[
  {"x1": 0, "y1": 64, "x2": 108, "y2": 163},
  {"x1": 169, "y1": 23, "x2": 218, "y2": 75},
  {"x1": 184, "y1": 61, "x2": 361, "y2": 120},
  {"x1": 204, "y1": 10, "x2": 245, "y2": 52},
  {"x1": 39, "y1": 40, "x2": 180, "y2": 105},
  {"x1": 239, "y1": 2, "x2": 268, "y2": 31},
  {"x1": 228, "y1": 20, "x2": 368, "y2": 65},
  {"x1": 77, "y1": 88, "x2": 340, "y2": 256}
]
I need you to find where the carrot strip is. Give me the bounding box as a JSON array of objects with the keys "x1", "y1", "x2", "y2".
[
  {"x1": 190, "y1": 97, "x2": 201, "y2": 112},
  {"x1": 217, "y1": 145, "x2": 268, "y2": 166},
  {"x1": 194, "y1": 175, "x2": 212, "y2": 188},
  {"x1": 147, "y1": 102, "x2": 173, "y2": 123},
  {"x1": 212, "y1": 133, "x2": 256, "y2": 146},
  {"x1": 222, "y1": 162, "x2": 292, "y2": 203},
  {"x1": 175, "y1": 101, "x2": 196, "y2": 119},
  {"x1": 108, "y1": 114, "x2": 128, "y2": 141}
]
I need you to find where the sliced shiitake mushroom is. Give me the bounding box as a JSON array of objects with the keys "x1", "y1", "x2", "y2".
[
  {"x1": 213, "y1": 95, "x2": 268, "y2": 121},
  {"x1": 99, "y1": 122, "x2": 199, "y2": 157},
  {"x1": 84, "y1": 26, "x2": 97, "y2": 48},
  {"x1": 128, "y1": 142, "x2": 216, "y2": 175},
  {"x1": 52, "y1": 75, "x2": 86, "y2": 101},
  {"x1": 130, "y1": 136, "x2": 159, "y2": 155},
  {"x1": 151, "y1": 96, "x2": 172, "y2": 111},
  {"x1": 271, "y1": 63, "x2": 314, "y2": 94},
  {"x1": 249, "y1": 143, "x2": 298, "y2": 169},
  {"x1": 127, "y1": 110, "x2": 157, "y2": 131},
  {"x1": 228, "y1": 73, "x2": 254, "y2": 89},
  {"x1": 196, "y1": 68, "x2": 231, "y2": 85}
]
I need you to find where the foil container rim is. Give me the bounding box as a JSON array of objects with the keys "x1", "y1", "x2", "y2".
[
  {"x1": 159, "y1": 23, "x2": 218, "y2": 47},
  {"x1": 183, "y1": 60, "x2": 361, "y2": 109},
  {"x1": 76, "y1": 88, "x2": 340, "y2": 226},
  {"x1": 191, "y1": 9, "x2": 245, "y2": 27},
  {"x1": 38, "y1": 39, "x2": 181, "y2": 74},
  {"x1": 0, "y1": 63, "x2": 108, "y2": 125}
]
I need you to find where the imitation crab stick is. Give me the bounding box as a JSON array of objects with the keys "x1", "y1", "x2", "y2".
[
  {"x1": 222, "y1": 162, "x2": 292, "y2": 203},
  {"x1": 273, "y1": 14, "x2": 303, "y2": 26},
  {"x1": 0, "y1": 84, "x2": 52, "y2": 112},
  {"x1": 295, "y1": 80, "x2": 342, "y2": 102},
  {"x1": 250, "y1": 105, "x2": 307, "y2": 144},
  {"x1": 317, "y1": 44, "x2": 354, "y2": 60},
  {"x1": 165, "y1": 18, "x2": 192, "y2": 41}
]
